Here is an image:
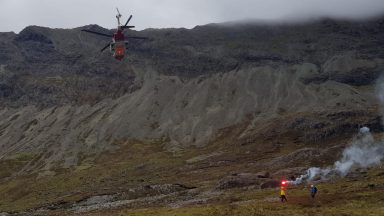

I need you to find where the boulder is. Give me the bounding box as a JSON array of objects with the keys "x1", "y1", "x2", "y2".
[
  {"x1": 260, "y1": 180, "x2": 280, "y2": 189},
  {"x1": 256, "y1": 171, "x2": 270, "y2": 178},
  {"x1": 272, "y1": 167, "x2": 309, "y2": 179},
  {"x1": 217, "y1": 173, "x2": 262, "y2": 190}
]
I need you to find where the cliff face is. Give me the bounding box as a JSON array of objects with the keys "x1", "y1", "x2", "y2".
[{"x1": 0, "y1": 17, "x2": 384, "y2": 170}]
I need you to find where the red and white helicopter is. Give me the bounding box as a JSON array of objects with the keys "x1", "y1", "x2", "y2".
[{"x1": 81, "y1": 8, "x2": 147, "y2": 60}]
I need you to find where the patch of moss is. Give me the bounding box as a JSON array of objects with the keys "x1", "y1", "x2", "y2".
[{"x1": 13, "y1": 152, "x2": 35, "y2": 162}]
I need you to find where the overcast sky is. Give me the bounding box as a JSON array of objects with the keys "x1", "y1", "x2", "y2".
[{"x1": 1, "y1": 0, "x2": 384, "y2": 33}]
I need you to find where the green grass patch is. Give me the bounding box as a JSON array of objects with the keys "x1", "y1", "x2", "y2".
[
  {"x1": 1, "y1": 135, "x2": 383, "y2": 216},
  {"x1": 13, "y1": 152, "x2": 36, "y2": 162}
]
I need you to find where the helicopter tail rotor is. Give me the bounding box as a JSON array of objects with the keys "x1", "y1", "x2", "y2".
[
  {"x1": 116, "y1": 8, "x2": 135, "y2": 30},
  {"x1": 116, "y1": 8, "x2": 122, "y2": 26},
  {"x1": 116, "y1": 8, "x2": 122, "y2": 18}
]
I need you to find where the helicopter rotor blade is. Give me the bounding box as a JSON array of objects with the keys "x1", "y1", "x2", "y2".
[
  {"x1": 100, "y1": 43, "x2": 111, "y2": 52},
  {"x1": 124, "y1": 15, "x2": 133, "y2": 26},
  {"x1": 81, "y1": 29, "x2": 113, "y2": 38},
  {"x1": 122, "y1": 25, "x2": 135, "y2": 29},
  {"x1": 126, "y1": 36, "x2": 148, "y2": 40}
]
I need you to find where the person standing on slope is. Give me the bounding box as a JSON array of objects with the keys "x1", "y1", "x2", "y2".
[
  {"x1": 280, "y1": 179, "x2": 288, "y2": 202},
  {"x1": 280, "y1": 186, "x2": 288, "y2": 202},
  {"x1": 310, "y1": 185, "x2": 318, "y2": 199}
]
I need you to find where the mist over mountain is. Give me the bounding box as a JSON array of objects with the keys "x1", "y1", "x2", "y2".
[{"x1": 0, "y1": 16, "x2": 384, "y2": 215}]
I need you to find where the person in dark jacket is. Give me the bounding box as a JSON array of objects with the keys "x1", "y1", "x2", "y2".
[{"x1": 310, "y1": 185, "x2": 318, "y2": 198}]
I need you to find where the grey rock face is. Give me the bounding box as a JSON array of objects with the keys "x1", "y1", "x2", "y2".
[
  {"x1": 1, "y1": 17, "x2": 383, "y2": 107},
  {"x1": 0, "y1": 66, "x2": 376, "y2": 170}
]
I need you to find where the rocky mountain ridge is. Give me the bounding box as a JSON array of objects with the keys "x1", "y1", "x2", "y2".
[
  {"x1": 0, "y1": 16, "x2": 383, "y2": 171},
  {"x1": 0, "y1": 16, "x2": 384, "y2": 215}
]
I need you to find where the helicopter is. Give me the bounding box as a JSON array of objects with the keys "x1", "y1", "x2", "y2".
[{"x1": 81, "y1": 8, "x2": 147, "y2": 60}]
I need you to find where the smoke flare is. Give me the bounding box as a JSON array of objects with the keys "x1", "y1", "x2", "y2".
[{"x1": 289, "y1": 127, "x2": 384, "y2": 185}]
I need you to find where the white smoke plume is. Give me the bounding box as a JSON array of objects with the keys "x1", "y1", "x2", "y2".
[
  {"x1": 290, "y1": 76, "x2": 384, "y2": 185},
  {"x1": 289, "y1": 127, "x2": 384, "y2": 185},
  {"x1": 376, "y1": 76, "x2": 384, "y2": 126}
]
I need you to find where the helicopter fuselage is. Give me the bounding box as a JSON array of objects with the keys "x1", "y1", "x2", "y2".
[{"x1": 112, "y1": 29, "x2": 126, "y2": 60}]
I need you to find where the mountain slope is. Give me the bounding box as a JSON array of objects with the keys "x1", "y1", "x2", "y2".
[{"x1": 0, "y1": 16, "x2": 383, "y2": 214}]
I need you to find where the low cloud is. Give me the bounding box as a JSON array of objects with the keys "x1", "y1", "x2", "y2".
[{"x1": 0, "y1": 0, "x2": 384, "y2": 32}]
